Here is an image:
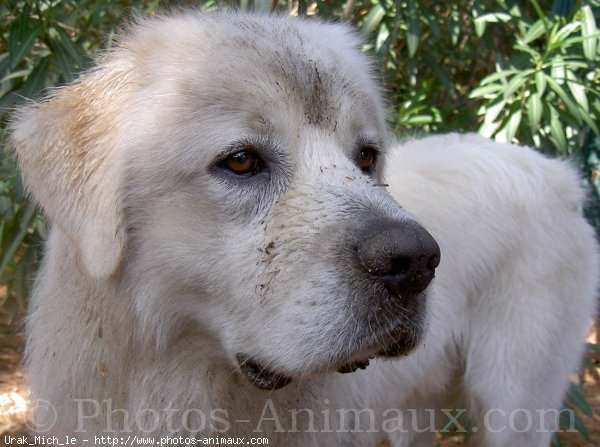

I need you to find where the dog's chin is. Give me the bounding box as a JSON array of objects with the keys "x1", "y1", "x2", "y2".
[
  {"x1": 337, "y1": 326, "x2": 423, "y2": 374},
  {"x1": 236, "y1": 326, "x2": 423, "y2": 391},
  {"x1": 375, "y1": 331, "x2": 423, "y2": 358}
]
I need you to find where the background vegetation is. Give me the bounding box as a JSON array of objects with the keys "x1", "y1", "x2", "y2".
[{"x1": 0, "y1": 0, "x2": 598, "y2": 444}]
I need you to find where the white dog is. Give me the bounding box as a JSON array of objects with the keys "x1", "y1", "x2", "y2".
[{"x1": 10, "y1": 11, "x2": 598, "y2": 447}]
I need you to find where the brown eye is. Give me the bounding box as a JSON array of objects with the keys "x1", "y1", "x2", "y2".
[
  {"x1": 220, "y1": 150, "x2": 263, "y2": 176},
  {"x1": 358, "y1": 146, "x2": 377, "y2": 172}
]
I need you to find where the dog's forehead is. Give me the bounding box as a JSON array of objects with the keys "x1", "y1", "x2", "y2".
[
  {"x1": 118, "y1": 13, "x2": 389, "y2": 180},
  {"x1": 220, "y1": 19, "x2": 374, "y2": 129},
  {"x1": 138, "y1": 13, "x2": 386, "y2": 136}
]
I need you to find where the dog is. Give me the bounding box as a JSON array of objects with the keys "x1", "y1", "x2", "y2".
[{"x1": 10, "y1": 11, "x2": 599, "y2": 447}]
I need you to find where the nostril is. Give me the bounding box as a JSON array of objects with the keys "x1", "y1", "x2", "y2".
[{"x1": 391, "y1": 256, "x2": 411, "y2": 276}]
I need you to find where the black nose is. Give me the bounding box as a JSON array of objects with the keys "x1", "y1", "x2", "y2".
[{"x1": 356, "y1": 219, "x2": 440, "y2": 298}]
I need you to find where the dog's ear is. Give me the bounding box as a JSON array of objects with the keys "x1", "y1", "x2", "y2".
[{"x1": 10, "y1": 65, "x2": 132, "y2": 279}]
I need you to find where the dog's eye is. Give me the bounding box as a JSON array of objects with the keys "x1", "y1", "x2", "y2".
[
  {"x1": 357, "y1": 146, "x2": 377, "y2": 173},
  {"x1": 220, "y1": 150, "x2": 264, "y2": 176}
]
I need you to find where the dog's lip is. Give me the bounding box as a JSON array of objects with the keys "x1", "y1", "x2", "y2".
[
  {"x1": 336, "y1": 332, "x2": 418, "y2": 374},
  {"x1": 335, "y1": 320, "x2": 424, "y2": 372},
  {"x1": 236, "y1": 319, "x2": 422, "y2": 389},
  {"x1": 236, "y1": 351, "x2": 375, "y2": 387},
  {"x1": 236, "y1": 353, "x2": 292, "y2": 390},
  {"x1": 337, "y1": 356, "x2": 374, "y2": 373},
  {"x1": 236, "y1": 338, "x2": 416, "y2": 389}
]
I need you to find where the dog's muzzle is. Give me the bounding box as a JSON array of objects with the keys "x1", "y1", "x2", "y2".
[
  {"x1": 336, "y1": 217, "x2": 440, "y2": 363},
  {"x1": 237, "y1": 217, "x2": 440, "y2": 390}
]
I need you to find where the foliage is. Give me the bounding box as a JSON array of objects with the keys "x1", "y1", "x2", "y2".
[
  {"x1": 469, "y1": 3, "x2": 599, "y2": 153},
  {"x1": 0, "y1": 150, "x2": 44, "y2": 319},
  {"x1": 0, "y1": 0, "x2": 141, "y2": 319},
  {"x1": 0, "y1": 0, "x2": 219, "y2": 318},
  {"x1": 464, "y1": 1, "x2": 600, "y2": 237}
]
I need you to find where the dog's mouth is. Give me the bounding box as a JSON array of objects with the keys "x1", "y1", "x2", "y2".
[
  {"x1": 337, "y1": 327, "x2": 421, "y2": 373},
  {"x1": 236, "y1": 353, "x2": 292, "y2": 391},
  {"x1": 236, "y1": 353, "x2": 374, "y2": 390},
  {"x1": 236, "y1": 330, "x2": 420, "y2": 390}
]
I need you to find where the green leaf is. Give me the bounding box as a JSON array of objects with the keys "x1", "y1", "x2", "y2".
[
  {"x1": 544, "y1": 59, "x2": 591, "y2": 71},
  {"x1": 523, "y1": 20, "x2": 546, "y2": 43},
  {"x1": 504, "y1": 108, "x2": 522, "y2": 141},
  {"x1": 406, "y1": 114, "x2": 436, "y2": 125},
  {"x1": 558, "y1": 34, "x2": 600, "y2": 51},
  {"x1": 504, "y1": 71, "x2": 532, "y2": 100},
  {"x1": 544, "y1": 74, "x2": 582, "y2": 120},
  {"x1": 581, "y1": 5, "x2": 598, "y2": 62},
  {"x1": 551, "y1": 76, "x2": 598, "y2": 134},
  {"x1": 483, "y1": 99, "x2": 507, "y2": 122},
  {"x1": 548, "y1": 104, "x2": 568, "y2": 152},
  {"x1": 406, "y1": 18, "x2": 421, "y2": 57},
  {"x1": 550, "y1": 22, "x2": 581, "y2": 47},
  {"x1": 404, "y1": 1, "x2": 421, "y2": 57},
  {"x1": 479, "y1": 121, "x2": 500, "y2": 139},
  {"x1": 580, "y1": 109, "x2": 599, "y2": 135},
  {"x1": 475, "y1": 12, "x2": 512, "y2": 24},
  {"x1": 469, "y1": 83, "x2": 503, "y2": 98},
  {"x1": 424, "y1": 13, "x2": 440, "y2": 39},
  {"x1": 480, "y1": 69, "x2": 520, "y2": 86},
  {"x1": 550, "y1": 56, "x2": 566, "y2": 84},
  {"x1": 49, "y1": 26, "x2": 87, "y2": 84},
  {"x1": 473, "y1": 9, "x2": 486, "y2": 37},
  {"x1": 566, "y1": 70, "x2": 588, "y2": 112},
  {"x1": 514, "y1": 41, "x2": 541, "y2": 59},
  {"x1": 361, "y1": 4, "x2": 385, "y2": 36},
  {"x1": 0, "y1": 69, "x2": 31, "y2": 83},
  {"x1": 535, "y1": 70, "x2": 547, "y2": 95},
  {"x1": 479, "y1": 100, "x2": 507, "y2": 138},
  {"x1": 19, "y1": 56, "x2": 50, "y2": 99},
  {"x1": 547, "y1": 21, "x2": 561, "y2": 47},
  {"x1": 0, "y1": 52, "x2": 11, "y2": 79},
  {"x1": 54, "y1": 25, "x2": 86, "y2": 69},
  {"x1": 8, "y1": 21, "x2": 42, "y2": 70},
  {"x1": 527, "y1": 93, "x2": 543, "y2": 133},
  {"x1": 0, "y1": 202, "x2": 36, "y2": 279},
  {"x1": 375, "y1": 22, "x2": 390, "y2": 53}
]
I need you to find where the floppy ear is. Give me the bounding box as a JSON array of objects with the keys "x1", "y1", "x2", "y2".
[{"x1": 10, "y1": 65, "x2": 132, "y2": 279}]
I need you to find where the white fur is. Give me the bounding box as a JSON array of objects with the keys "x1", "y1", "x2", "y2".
[
  {"x1": 10, "y1": 11, "x2": 598, "y2": 447},
  {"x1": 382, "y1": 133, "x2": 599, "y2": 446}
]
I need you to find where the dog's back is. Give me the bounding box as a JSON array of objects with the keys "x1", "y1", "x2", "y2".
[{"x1": 384, "y1": 133, "x2": 599, "y2": 446}]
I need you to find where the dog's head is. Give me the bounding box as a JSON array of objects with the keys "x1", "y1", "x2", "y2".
[{"x1": 11, "y1": 12, "x2": 439, "y2": 390}]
